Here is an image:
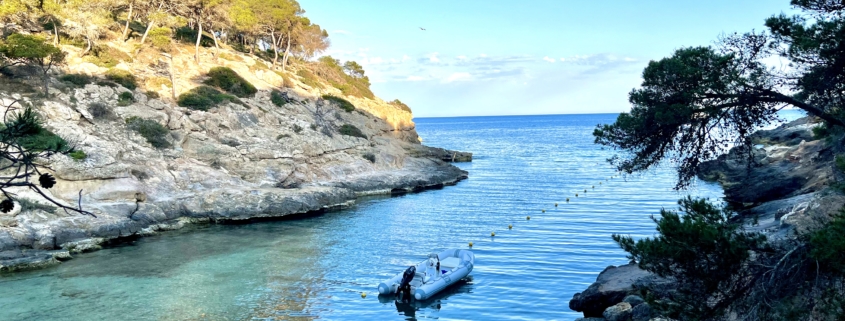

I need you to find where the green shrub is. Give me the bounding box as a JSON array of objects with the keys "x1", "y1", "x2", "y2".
[
  {"x1": 812, "y1": 123, "x2": 830, "y2": 139},
  {"x1": 177, "y1": 86, "x2": 238, "y2": 111},
  {"x1": 203, "y1": 67, "x2": 257, "y2": 98},
  {"x1": 388, "y1": 99, "x2": 412, "y2": 113},
  {"x1": 117, "y1": 92, "x2": 135, "y2": 106},
  {"x1": 339, "y1": 124, "x2": 366, "y2": 139},
  {"x1": 292, "y1": 124, "x2": 303, "y2": 133},
  {"x1": 309, "y1": 123, "x2": 317, "y2": 130},
  {"x1": 85, "y1": 46, "x2": 132, "y2": 68},
  {"x1": 126, "y1": 116, "x2": 171, "y2": 148},
  {"x1": 297, "y1": 69, "x2": 323, "y2": 89},
  {"x1": 6, "y1": 108, "x2": 72, "y2": 153},
  {"x1": 810, "y1": 211, "x2": 845, "y2": 275},
  {"x1": 276, "y1": 134, "x2": 290, "y2": 140},
  {"x1": 59, "y1": 74, "x2": 93, "y2": 87},
  {"x1": 270, "y1": 90, "x2": 288, "y2": 107},
  {"x1": 88, "y1": 102, "x2": 114, "y2": 120},
  {"x1": 69, "y1": 150, "x2": 87, "y2": 161},
  {"x1": 174, "y1": 26, "x2": 213, "y2": 46},
  {"x1": 322, "y1": 94, "x2": 355, "y2": 112},
  {"x1": 17, "y1": 198, "x2": 56, "y2": 213},
  {"x1": 148, "y1": 27, "x2": 172, "y2": 51},
  {"x1": 613, "y1": 197, "x2": 768, "y2": 320},
  {"x1": 96, "y1": 80, "x2": 118, "y2": 88},
  {"x1": 146, "y1": 91, "x2": 160, "y2": 99},
  {"x1": 105, "y1": 69, "x2": 137, "y2": 90},
  {"x1": 312, "y1": 56, "x2": 375, "y2": 99},
  {"x1": 363, "y1": 153, "x2": 376, "y2": 163}
]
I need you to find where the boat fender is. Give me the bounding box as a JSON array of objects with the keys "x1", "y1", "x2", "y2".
[{"x1": 414, "y1": 288, "x2": 427, "y2": 301}]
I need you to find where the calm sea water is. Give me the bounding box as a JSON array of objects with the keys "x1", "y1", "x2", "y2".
[{"x1": 0, "y1": 111, "x2": 806, "y2": 321}]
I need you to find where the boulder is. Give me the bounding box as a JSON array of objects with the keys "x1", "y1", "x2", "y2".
[
  {"x1": 603, "y1": 302, "x2": 632, "y2": 321},
  {"x1": 569, "y1": 264, "x2": 652, "y2": 317},
  {"x1": 622, "y1": 295, "x2": 645, "y2": 307},
  {"x1": 631, "y1": 303, "x2": 654, "y2": 321}
]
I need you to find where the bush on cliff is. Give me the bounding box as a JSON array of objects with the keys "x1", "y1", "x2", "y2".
[
  {"x1": 177, "y1": 86, "x2": 239, "y2": 111},
  {"x1": 126, "y1": 116, "x2": 171, "y2": 148},
  {"x1": 203, "y1": 67, "x2": 257, "y2": 98},
  {"x1": 105, "y1": 69, "x2": 137, "y2": 90},
  {"x1": 339, "y1": 124, "x2": 366, "y2": 139},
  {"x1": 388, "y1": 99, "x2": 412, "y2": 113},
  {"x1": 613, "y1": 197, "x2": 767, "y2": 320},
  {"x1": 322, "y1": 94, "x2": 355, "y2": 112}
]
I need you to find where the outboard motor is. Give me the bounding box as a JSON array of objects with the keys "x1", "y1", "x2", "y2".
[{"x1": 396, "y1": 265, "x2": 416, "y2": 301}]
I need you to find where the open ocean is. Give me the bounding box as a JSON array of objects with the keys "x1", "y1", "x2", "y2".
[{"x1": 0, "y1": 111, "x2": 806, "y2": 320}]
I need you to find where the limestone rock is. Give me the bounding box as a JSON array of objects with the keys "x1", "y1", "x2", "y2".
[
  {"x1": 570, "y1": 264, "x2": 652, "y2": 317},
  {"x1": 631, "y1": 303, "x2": 654, "y2": 321},
  {"x1": 603, "y1": 302, "x2": 632, "y2": 321}
]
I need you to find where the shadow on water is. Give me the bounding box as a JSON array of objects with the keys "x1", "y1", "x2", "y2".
[{"x1": 378, "y1": 276, "x2": 474, "y2": 320}]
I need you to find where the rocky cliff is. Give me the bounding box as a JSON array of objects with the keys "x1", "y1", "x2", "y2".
[
  {"x1": 568, "y1": 116, "x2": 844, "y2": 320},
  {"x1": 0, "y1": 44, "x2": 470, "y2": 272}
]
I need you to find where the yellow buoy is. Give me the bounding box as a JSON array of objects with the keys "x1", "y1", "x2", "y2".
[
  {"x1": 542, "y1": 209, "x2": 545, "y2": 213},
  {"x1": 526, "y1": 216, "x2": 531, "y2": 220},
  {"x1": 566, "y1": 198, "x2": 570, "y2": 202},
  {"x1": 491, "y1": 232, "x2": 496, "y2": 237},
  {"x1": 508, "y1": 224, "x2": 513, "y2": 229},
  {"x1": 468, "y1": 242, "x2": 473, "y2": 248},
  {"x1": 361, "y1": 292, "x2": 367, "y2": 298}
]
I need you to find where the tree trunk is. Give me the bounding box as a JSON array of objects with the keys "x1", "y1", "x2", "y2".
[
  {"x1": 281, "y1": 34, "x2": 292, "y2": 72},
  {"x1": 169, "y1": 55, "x2": 176, "y2": 100},
  {"x1": 42, "y1": 70, "x2": 50, "y2": 96},
  {"x1": 212, "y1": 29, "x2": 220, "y2": 62},
  {"x1": 271, "y1": 30, "x2": 279, "y2": 69},
  {"x1": 81, "y1": 36, "x2": 92, "y2": 57},
  {"x1": 139, "y1": 22, "x2": 153, "y2": 46},
  {"x1": 52, "y1": 18, "x2": 59, "y2": 45},
  {"x1": 194, "y1": 14, "x2": 203, "y2": 64},
  {"x1": 121, "y1": 1, "x2": 134, "y2": 41}
]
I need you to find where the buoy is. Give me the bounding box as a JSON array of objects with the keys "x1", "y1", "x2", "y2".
[
  {"x1": 491, "y1": 232, "x2": 496, "y2": 237},
  {"x1": 468, "y1": 242, "x2": 473, "y2": 248},
  {"x1": 508, "y1": 224, "x2": 513, "y2": 229},
  {"x1": 592, "y1": 186, "x2": 595, "y2": 189},
  {"x1": 542, "y1": 209, "x2": 545, "y2": 213},
  {"x1": 526, "y1": 216, "x2": 531, "y2": 220},
  {"x1": 599, "y1": 182, "x2": 602, "y2": 185},
  {"x1": 566, "y1": 198, "x2": 570, "y2": 202},
  {"x1": 554, "y1": 203, "x2": 558, "y2": 207},
  {"x1": 584, "y1": 189, "x2": 587, "y2": 193},
  {"x1": 361, "y1": 292, "x2": 366, "y2": 298},
  {"x1": 575, "y1": 193, "x2": 579, "y2": 197}
]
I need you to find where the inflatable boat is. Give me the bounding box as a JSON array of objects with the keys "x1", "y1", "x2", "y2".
[{"x1": 378, "y1": 249, "x2": 475, "y2": 300}]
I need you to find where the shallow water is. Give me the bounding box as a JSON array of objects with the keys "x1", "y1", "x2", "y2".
[{"x1": 0, "y1": 111, "x2": 806, "y2": 320}]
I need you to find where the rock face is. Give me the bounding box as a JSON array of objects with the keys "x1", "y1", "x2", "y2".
[
  {"x1": 569, "y1": 264, "x2": 657, "y2": 317},
  {"x1": 0, "y1": 63, "x2": 470, "y2": 272},
  {"x1": 697, "y1": 117, "x2": 833, "y2": 206}
]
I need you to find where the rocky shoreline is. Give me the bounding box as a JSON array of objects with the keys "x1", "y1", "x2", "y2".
[
  {"x1": 0, "y1": 55, "x2": 473, "y2": 273},
  {"x1": 568, "y1": 116, "x2": 843, "y2": 320}
]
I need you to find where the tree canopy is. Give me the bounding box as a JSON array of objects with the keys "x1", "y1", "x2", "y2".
[{"x1": 595, "y1": 0, "x2": 845, "y2": 188}]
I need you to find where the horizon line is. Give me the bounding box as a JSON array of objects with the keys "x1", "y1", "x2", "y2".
[{"x1": 413, "y1": 112, "x2": 623, "y2": 119}]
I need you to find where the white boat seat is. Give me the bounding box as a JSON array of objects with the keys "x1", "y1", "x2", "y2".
[{"x1": 440, "y1": 257, "x2": 462, "y2": 270}]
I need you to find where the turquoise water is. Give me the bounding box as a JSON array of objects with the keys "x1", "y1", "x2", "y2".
[{"x1": 0, "y1": 111, "x2": 806, "y2": 320}]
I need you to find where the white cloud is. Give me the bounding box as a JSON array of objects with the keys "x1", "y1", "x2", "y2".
[
  {"x1": 368, "y1": 57, "x2": 384, "y2": 65},
  {"x1": 428, "y1": 52, "x2": 441, "y2": 63},
  {"x1": 543, "y1": 56, "x2": 556, "y2": 63},
  {"x1": 332, "y1": 29, "x2": 351, "y2": 35},
  {"x1": 479, "y1": 53, "x2": 488, "y2": 57},
  {"x1": 407, "y1": 76, "x2": 425, "y2": 81},
  {"x1": 443, "y1": 72, "x2": 472, "y2": 83},
  {"x1": 457, "y1": 55, "x2": 467, "y2": 60},
  {"x1": 402, "y1": 55, "x2": 411, "y2": 62}
]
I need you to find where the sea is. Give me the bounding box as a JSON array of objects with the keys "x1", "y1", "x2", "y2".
[{"x1": 0, "y1": 111, "x2": 807, "y2": 321}]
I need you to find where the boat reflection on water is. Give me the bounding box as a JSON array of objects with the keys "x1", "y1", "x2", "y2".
[{"x1": 378, "y1": 276, "x2": 474, "y2": 320}]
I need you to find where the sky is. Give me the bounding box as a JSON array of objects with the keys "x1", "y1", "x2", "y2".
[{"x1": 298, "y1": 1, "x2": 799, "y2": 117}]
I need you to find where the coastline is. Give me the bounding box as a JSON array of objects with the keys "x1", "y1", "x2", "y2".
[{"x1": 569, "y1": 116, "x2": 842, "y2": 320}]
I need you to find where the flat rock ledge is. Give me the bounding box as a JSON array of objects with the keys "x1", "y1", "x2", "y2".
[{"x1": 0, "y1": 165, "x2": 467, "y2": 273}]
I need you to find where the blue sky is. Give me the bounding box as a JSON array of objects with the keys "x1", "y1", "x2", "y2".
[{"x1": 299, "y1": 1, "x2": 798, "y2": 117}]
